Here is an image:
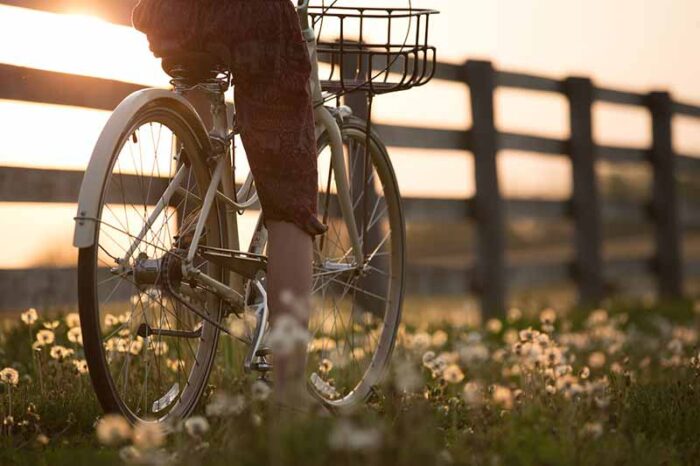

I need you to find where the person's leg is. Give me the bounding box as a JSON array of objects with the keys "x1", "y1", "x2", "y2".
[{"x1": 266, "y1": 220, "x2": 313, "y2": 407}]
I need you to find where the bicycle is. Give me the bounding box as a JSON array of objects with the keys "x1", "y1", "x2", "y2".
[{"x1": 73, "y1": 0, "x2": 437, "y2": 423}]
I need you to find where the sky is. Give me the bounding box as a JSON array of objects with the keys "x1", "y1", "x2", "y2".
[{"x1": 0, "y1": 0, "x2": 698, "y2": 268}]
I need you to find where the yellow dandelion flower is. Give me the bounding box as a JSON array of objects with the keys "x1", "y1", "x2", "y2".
[
  {"x1": 73, "y1": 359, "x2": 89, "y2": 375},
  {"x1": 588, "y1": 351, "x2": 606, "y2": 369},
  {"x1": 65, "y1": 313, "x2": 80, "y2": 329},
  {"x1": 486, "y1": 318, "x2": 503, "y2": 334},
  {"x1": 49, "y1": 345, "x2": 74, "y2": 361},
  {"x1": 319, "y1": 358, "x2": 333, "y2": 374},
  {"x1": 43, "y1": 320, "x2": 60, "y2": 330},
  {"x1": 442, "y1": 364, "x2": 465, "y2": 384},
  {"x1": 539, "y1": 308, "x2": 557, "y2": 325},
  {"x1": 104, "y1": 314, "x2": 119, "y2": 327},
  {"x1": 166, "y1": 359, "x2": 185, "y2": 372},
  {"x1": 96, "y1": 414, "x2": 131, "y2": 446},
  {"x1": 118, "y1": 311, "x2": 132, "y2": 324},
  {"x1": 129, "y1": 339, "x2": 143, "y2": 355},
  {"x1": 67, "y1": 327, "x2": 83, "y2": 345},
  {"x1": 431, "y1": 330, "x2": 449, "y2": 348},
  {"x1": 132, "y1": 422, "x2": 166, "y2": 450},
  {"x1": 36, "y1": 433, "x2": 50, "y2": 446},
  {"x1": 0, "y1": 367, "x2": 19, "y2": 386},
  {"x1": 21, "y1": 308, "x2": 38, "y2": 326},
  {"x1": 492, "y1": 385, "x2": 514, "y2": 409},
  {"x1": 352, "y1": 347, "x2": 366, "y2": 360},
  {"x1": 308, "y1": 337, "x2": 337, "y2": 352},
  {"x1": 35, "y1": 329, "x2": 55, "y2": 346},
  {"x1": 506, "y1": 307, "x2": 522, "y2": 323}
]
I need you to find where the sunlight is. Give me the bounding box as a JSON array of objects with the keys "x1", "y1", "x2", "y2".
[{"x1": 0, "y1": 5, "x2": 167, "y2": 86}]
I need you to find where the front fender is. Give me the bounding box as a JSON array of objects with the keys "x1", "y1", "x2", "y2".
[{"x1": 73, "y1": 89, "x2": 210, "y2": 248}]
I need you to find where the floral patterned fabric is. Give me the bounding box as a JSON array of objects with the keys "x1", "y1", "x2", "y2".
[{"x1": 132, "y1": 0, "x2": 326, "y2": 236}]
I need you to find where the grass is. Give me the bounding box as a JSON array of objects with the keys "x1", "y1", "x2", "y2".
[{"x1": 1, "y1": 298, "x2": 699, "y2": 466}]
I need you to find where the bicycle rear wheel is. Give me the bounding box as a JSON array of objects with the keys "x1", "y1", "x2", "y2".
[
  {"x1": 250, "y1": 115, "x2": 405, "y2": 408},
  {"x1": 77, "y1": 96, "x2": 226, "y2": 423}
]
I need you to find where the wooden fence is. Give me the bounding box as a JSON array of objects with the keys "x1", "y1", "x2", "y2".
[{"x1": 1, "y1": 1, "x2": 699, "y2": 314}]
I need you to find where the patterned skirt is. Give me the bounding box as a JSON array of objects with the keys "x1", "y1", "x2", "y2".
[{"x1": 133, "y1": 0, "x2": 325, "y2": 236}]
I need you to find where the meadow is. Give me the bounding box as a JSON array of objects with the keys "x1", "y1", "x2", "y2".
[{"x1": 1, "y1": 298, "x2": 699, "y2": 466}]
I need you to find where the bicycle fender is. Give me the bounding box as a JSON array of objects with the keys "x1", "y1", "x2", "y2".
[{"x1": 73, "y1": 89, "x2": 210, "y2": 249}]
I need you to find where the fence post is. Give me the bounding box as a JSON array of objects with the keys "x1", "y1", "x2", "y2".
[
  {"x1": 648, "y1": 91, "x2": 684, "y2": 298},
  {"x1": 465, "y1": 60, "x2": 506, "y2": 316},
  {"x1": 565, "y1": 77, "x2": 604, "y2": 304}
]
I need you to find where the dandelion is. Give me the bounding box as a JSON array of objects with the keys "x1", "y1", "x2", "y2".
[
  {"x1": 96, "y1": 414, "x2": 132, "y2": 446},
  {"x1": 431, "y1": 330, "x2": 449, "y2": 348},
  {"x1": 184, "y1": 416, "x2": 210, "y2": 438},
  {"x1": 104, "y1": 314, "x2": 119, "y2": 327},
  {"x1": 67, "y1": 327, "x2": 83, "y2": 345},
  {"x1": 0, "y1": 367, "x2": 19, "y2": 387},
  {"x1": 462, "y1": 382, "x2": 483, "y2": 407},
  {"x1": 266, "y1": 314, "x2": 310, "y2": 356},
  {"x1": 588, "y1": 351, "x2": 606, "y2": 369},
  {"x1": 166, "y1": 359, "x2": 185, "y2": 373},
  {"x1": 73, "y1": 359, "x2": 89, "y2": 375},
  {"x1": 507, "y1": 307, "x2": 522, "y2": 323},
  {"x1": 319, "y1": 358, "x2": 333, "y2": 374},
  {"x1": 503, "y1": 329, "x2": 519, "y2": 345},
  {"x1": 65, "y1": 313, "x2": 80, "y2": 329},
  {"x1": 486, "y1": 318, "x2": 503, "y2": 334},
  {"x1": 393, "y1": 358, "x2": 422, "y2": 392},
  {"x1": 36, "y1": 433, "x2": 50, "y2": 446},
  {"x1": 132, "y1": 422, "x2": 166, "y2": 450},
  {"x1": 492, "y1": 385, "x2": 514, "y2": 409},
  {"x1": 579, "y1": 366, "x2": 591, "y2": 379},
  {"x1": 21, "y1": 308, "x2": 38, "y2": 326},
  {"x1": 49, "y1": 345, "x2": 74, "y2": 361},
  {"x1": 410, "y1": 332, "x2": 432, "y2": 352},
  {"x1": 586, "y1": 309, "x2": 608, "y2": 327},
  {"x1": 251, "y1": 380, "x2": 271, "y2": 401},
  {"x1": 129, "y1": 339, "x2": 143, "y2": 355},
  {"x1": 35, "y1": 330, "x2": 55, "y2": 347},
  {"x1": 581, "y1": 422, "x2": 603, "y2": 439},
  {"x1": 205, "y1": 392, "x2": 246, "y2": 417},
  {"x1": 422, "y1": 351, "x2": 437, "y2": 365},
  {"x1": 43, "y1": 320, "x2": 60, "y2": 330},
  {"x1": 329, "y1": 419, "x2": 382, "y2": 452},
  {"x1": 539, "y1": 308, "x2": 557, "y2": 325},
  {"x1": 442, "y1": 364, "x2": 465, "y2": 384},
  {"x1": 308, "y1": 337, "x2": 337, "y2": 352}
]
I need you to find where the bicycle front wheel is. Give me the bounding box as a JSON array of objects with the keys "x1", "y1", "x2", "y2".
[{"x1": 77, "y1": 94, "x2": 226, "y2": 424}]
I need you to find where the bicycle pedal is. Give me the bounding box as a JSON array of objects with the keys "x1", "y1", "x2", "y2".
[{"x1": 251, "y1": 360, "x2": 273, "y2": 372}]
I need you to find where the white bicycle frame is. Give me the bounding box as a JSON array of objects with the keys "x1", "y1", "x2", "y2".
[{"x1": 73, "y1": 0, "x2": 364, "y2": 311}]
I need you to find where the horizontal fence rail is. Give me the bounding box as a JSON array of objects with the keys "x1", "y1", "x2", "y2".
[{"x1": 0, "y1": 1, "x2": 700, "y2": 313}]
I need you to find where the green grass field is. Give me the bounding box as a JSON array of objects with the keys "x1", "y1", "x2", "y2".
[{"x1": 1, "y1": 298, "x2": 699, "y2": 466}]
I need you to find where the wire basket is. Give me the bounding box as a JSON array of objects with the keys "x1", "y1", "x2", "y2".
[{"x1": 309, "y1": 6, "x2": 439, "y2": 96}]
